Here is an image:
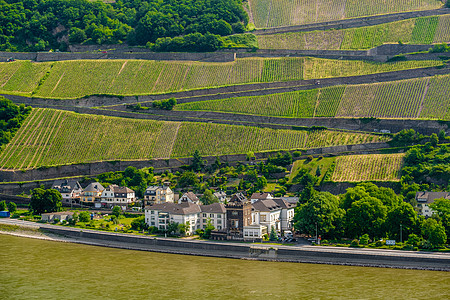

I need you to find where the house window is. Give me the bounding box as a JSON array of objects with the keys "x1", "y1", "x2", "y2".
[
  {"x1": 217, "y1": 220, "x2": 222, "y2": 225},
  {"x1": 210, "y1": 214, "x2": 214, "y2": 218},
  {"x1": 151, "y1": 222, "x2": 155, "y2": 226},
  {"x1": 217, "y1": 215, "x2": 222, "y2": 219},
  {"x1": 203, "y1": 213, "x2": 207, "y2": 217}
]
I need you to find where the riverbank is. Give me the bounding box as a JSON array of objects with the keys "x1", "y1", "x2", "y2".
[{"x1": 1, "y1": 219, "x2": 449, "y2": 271}]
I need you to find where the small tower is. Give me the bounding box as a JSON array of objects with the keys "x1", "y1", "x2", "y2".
[{"x1": 226, "y1": 193, "x2": 252, "y2": 240}]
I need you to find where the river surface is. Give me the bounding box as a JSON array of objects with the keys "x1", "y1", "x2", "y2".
[{"x1": 1, "y1": 234, "x2": 449, "y2": 299}]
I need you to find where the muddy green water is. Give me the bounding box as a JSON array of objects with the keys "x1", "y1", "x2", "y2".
[{"x1": 1, "y1": 234, "x2": 449, "y2": 299}]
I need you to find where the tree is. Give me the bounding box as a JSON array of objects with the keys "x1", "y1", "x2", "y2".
[
  {"x1": 112, "y1": 206, "x2": 122, "y2": 218},
  {"x1": 191, "y1": 150, "x2": 205, "y2": 172},
  {"x1": 429, "y1": 198, "x2": 450, "y2": 241},
  {"x1": 345, "y1": 197, "x2": 387, "y2": 239},
  {"x1": 0, "y1": 200, "x2": 6, "y2": 211},
  {"x1": 131, "y1": 216, "x2": 148, "y2": 231},
  {"x1": 269, "y1": 226, "x2": 278, "y2": 241},
  {"x1": 6, "y1": 202, "x2": 16, "y2": 214},
  {"x1": 178, "y1": 171, "x2": 199, "y2": 187},
  {"x1": 385, "y1": 202, "x2": 418, "y2": 241},
  {"x1": 29, "y1": 188, "x2": 62, "y2": 214},
  {"x1": 79, "y1": 211, "x2": 90, "y2": 223},
  {"x1": 201, "y1": 190, "x2": 219, "y2": 205},
  {"x1": 203, "y1": 219, "x2": 215, "y2": 239},
  {"x1": 69, "y1": 212, "x2": 79, "y2": 225},
  {"x1": 421, "y1": 218, "x2": 447, "y2": 248},
  {"x1": 294, "y1": 192, "x2": 345, "y2": 239},
  {"x1": 430, "y1": 133, "x2": 439, "y2": 147},
  {"x1": 167, "y1": 222, "x2": 179, "y2": 235}
]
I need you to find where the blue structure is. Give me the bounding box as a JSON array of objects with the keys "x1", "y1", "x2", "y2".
[{"x1": 0, "y1": 211, "x2": 10, "y2": 218}]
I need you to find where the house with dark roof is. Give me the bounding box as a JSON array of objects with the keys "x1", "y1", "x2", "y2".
[
  {"x1": 80, "y1": 182, "x2": 104, "y2": 205},
  {"x1": 416, "y1": 191, "x2": 450, "y2": 217},
  {"x1": 226, "y1": 193, "x2": 252, "y2": 240},
  {"x1": 200, "y1": 203, "x2": 226, "y2": 230},
  {"x1": 144, "y1": 184, "x2": 174, "y2": 206},
  {"x1": 179, "y1": 192, "x2": 200, "y2": 205},
  {"x1": 100, "y1": 184, "x2": 136, "y2": 209},
  {"x1": 250, "y1": 192, "x2": 273, "y2": 203},
  {"x1": 52, "y1": 179, "x2": 83, "y2": 206},
  {"x1": 145, "y1": 202, "x2": 201, "y2": 235},
  {"x1": 251, "y1": 198, "x2": 295, "y2": 233}
]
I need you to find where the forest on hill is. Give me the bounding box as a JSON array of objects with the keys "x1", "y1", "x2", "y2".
[{"x1": 0, "y1": 0, "x2": 248, "y2": 52}]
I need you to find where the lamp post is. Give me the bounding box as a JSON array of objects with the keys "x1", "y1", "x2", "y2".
[{"x1": 315, "y1": 222, "x2": 318, "y2": 243}]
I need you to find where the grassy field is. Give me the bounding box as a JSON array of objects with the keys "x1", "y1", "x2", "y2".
[
  {"x1": 250, "y1": 0, "x2": 442, "y2": 28},
  {"x1": 0, "y1": 108, "x2": 389, "y2": 170},
  {"x1": 257, "y1": 14, "x2": 450, "y2": 50},
  {"x1": 331, "y1": 153, "x2": 405, "y2": 182},
  {"x1": 289, "y1": 156, "x2": 336, "y2": 183},
  {"x1": 176, "y1": 74, "x2": 450, "y2": 120},
  {"x1": 0, "y1": 58, "x2": 442, "y2": 99}
]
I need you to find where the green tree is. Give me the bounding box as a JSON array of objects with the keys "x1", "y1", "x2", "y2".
[
  {"x1": 430, "y1": 133, "x2": 439, "y2": 147},
  {"x1": 6, "y1": 202, "x2": 16, "y2": 214},
  {"x1": 79, "y1": 211, "x2": 90, "y2": 223},
  {"x1": 203, "y1": 219, "x2": 215, "y2": 239},
  {"x1": 201, "y1": 190, "x2": 219, "y2": 205},
  {"x1": 421, "y1": 218, "x2": 447, "y2": 248},
  {"x1": 69, "y1": 212, "x2": 79, "y2": 225},
  {"x1": 429, "y1": 198, "x2": 450, "y2": 240},
  {"x1": 191, "y1": 150, "x2": 205, "y2": 172},
  {"x1": 0, "y1": 200, "x2": 6, "y2": 211},
  {"x1": 131, "y1": 216, "x2": 148, "y2": 231},
  {"x1": 345, "y1": 197, "x2": 387, "y2": 239},
  {"x1": 294, "y1": 192, "x2": 345, "y2": 239},
  {"x1": 178, "y1": 171, "x2": 199, "y2": 187},
  {"x1": 269, "y1": 226, "x2": 278, "y2": 241},
  {"x1": 112, "y1": 206, "x2": 122, "y2": 218},
  {"x1": 167, "y1": 222, "x2": 179, "y2": 235},
  {"x1": 385, "y1": 202, "x2": 418, "y2": 241},
  {"x1": 29, "y1": 188, "x2": 62, "y2": 214}
]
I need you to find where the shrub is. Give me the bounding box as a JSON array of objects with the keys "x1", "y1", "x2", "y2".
[
  {"x1": 79, "y1": 211, "x2": 90, "y2": 222},
  {"x1": 360, "y1": 234, "x2": 370, "y2": 245},
  {"x1": 350, "y1": 239, "x2": 360, "y2": 247},
  {"x1": 293, "y1": 151, "x2": 301, "y2": 158}
]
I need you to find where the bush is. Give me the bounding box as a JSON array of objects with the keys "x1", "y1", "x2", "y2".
[
  {"x1": 360, "y1": 234, "x2": 370, "y2": 245},
  {"x1": 293, "y1": 151, "x2": 301, "y2": 158},
  {"x1": 79, "y1": 211, "x2": 90, "y2": 223},
  {"x1": 350, "y1": 239, "x2": 360, "y2": 247},
  {"x1": 152, "y1": 98, "x2": 177, "y2": 110}
]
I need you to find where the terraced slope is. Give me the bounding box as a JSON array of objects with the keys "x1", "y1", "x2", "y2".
[
  {"x1": 176, "y1": 74, "x2": 450, "y2": 120},
  {"x1": 0, "y1": 59, "x2": 442, "y2": 99},
  {"x1": 0, "y1": 108, "x2": 389, "y2": 170},
  {"x1": 331, "y1": 153, "x2": 405, "y2": 182},
  {"x1": 250, "y1": 0, "x2": 442, "y2": 28},
  {"x1": 257, "y1": 14, "x2": 450, "y2": 50}
]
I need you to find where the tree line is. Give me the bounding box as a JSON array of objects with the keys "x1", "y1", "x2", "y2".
[{"x1": 0, "y1": 0, "x2": 249, "y2": 52}]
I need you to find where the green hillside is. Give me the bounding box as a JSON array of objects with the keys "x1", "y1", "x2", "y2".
[
  {"x1": 176, "y1": 74, "x2": 450, "y2": 120},
  {"x1": 250, "y1": 0, "x2": 443, "y2": 28},
  {"x1": 0, "y1": 58, "x2": 442, "y2": 99},
  {"x1": 0, "y1": 108, "x2": 389, "y2": 170},
  {"x1": 257, "y1": 15, "x2": 450, "y2": 50}
]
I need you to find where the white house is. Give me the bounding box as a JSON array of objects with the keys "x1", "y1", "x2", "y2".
[
  {"x1": 213, "y1": 191, "x2": 227, "y2": 203},
  {"x1": 179, "y1": 192, "x2": 200, "y2": 205},
  {"x1": 415, "y1": 191, "x2": 450, "y2": 217},
  {"x1": 251, "y1": 199, "x2": 295, "y2": 232},
  {"x1": 100, "y1": 185, "x2": 135, "y2": 209},
  {"x1": 243, "y1": 224, "x2": 267, "y2": 240},
  {"x1": 200, "y1": 203, "x2": 226, "y2": 230},
  {"x1": 41, "y1": 211, "x2": 74, "y2": 223},
  {"x1": 144, "y1": 185, "x2": 174, "y2": 206},
  {"x1": 52, "y1": 180, "x2": 83, "y2": 206},
  {"x1": 145, "y1": 202, "x2": 201, "y2": 235}
]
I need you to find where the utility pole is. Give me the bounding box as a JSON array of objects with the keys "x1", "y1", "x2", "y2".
[{"x1": 315, "y1": 222, "x2": 318, "y2": 243}]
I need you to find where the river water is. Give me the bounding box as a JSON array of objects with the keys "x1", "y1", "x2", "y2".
[{"x1": 1, "y1": 234, "x2": 449, "y2": 299}]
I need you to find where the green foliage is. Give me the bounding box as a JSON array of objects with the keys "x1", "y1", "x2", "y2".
[
  {"x1": 0, "y1": 0, "x2": 248, "y2": 52},
  {"x1": 79, "y1": 211, "x2": 90, "y2": 223},
  {"x1": 429, "y1": 43, "x2": 450, "y2": 53},
  {"x1": 293, "y1": 191, "x2": 345, "y2": 239},
  {"x1": 152, "y1": 98, "x2": 177, "y2": 110},
  {"x1": 69, "y1": 212, "x2": 79, "y2": 225},
  {"x1": 131, "y1": 216, "x2": 148, "y2": 231},
  {"x1": 269, "y1": 226, "x2": 278, "y2": 241},
  {"x1": 203, "y1": 219, "x2": 215, "y2": 239},
  {"x1": 0, "y1": 97, "x2": 32, "y2": 148},
  {"x1": 112, "y1": 206, "x2": 122, "y2": 218},
  {"x1": 191, "y1": 150, "x2": 206, "y2": 172},
  {"x1": 0, "y1": 200, "x2": 6, "y2": 211},
  {"x1": 421, "y1": 218, "x2": 447, "y2": 248},
  {"x1": 6, "y1": 202, "x2": 16, "y2": 214},
  {"x1": 360, "y1": 234, "x2": 370, "y2": 245},
  {"x1": 223, "y1": 34, "x2": 258, "y2": 48},
  {"x1": 97, "y1": 166, "x2": 154, "y2": 198},
  {"x1": 201, "y1": 190, "x2": 219, "y2": 205},
  {"x1": 178, "y1": 171, "x2": 199, "y2": 188},
  {"x1": 391, "y1": 129, "x2": 424, "y2": 146},
  {"x1": 29, "y1": 188, "x2": 62, "y2": 214},
  {"x1": 267, "y1": 152, "x2": 293, "y2": 167}
]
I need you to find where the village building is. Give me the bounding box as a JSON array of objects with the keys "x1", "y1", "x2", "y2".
[
  {"x1": 100, "y1": 185, "x2": 136, "y2": 209},
  {"x1": 144, "y1": 184, "x2": 174, "y2": 206},
  {"x1": 250, "y1": 192, "x2": 273, "y2": 203},
  {"x1": 200, "y1": 203, "x2": 226, "y2": 230},
  {"x1": 415, "y1": 191, "x2": 450, "y2": 217},
  {"x1": 251, "y1": 199, "x2": 295, "y2": 233},
  {"x1": 226, "y1": 193, "x2": 252, "y2": 240},
  {"x1": 145, "y1": 202, "x2": 201, "y2": 235},
  {"x1": 80, "y1": 182, "x2": 104, "y2": 205},
  {"x1": 41, "y1": 211, "x2": 74, "y2": 223},
  {"x1": 179, "y1": 192, "x2": 200, "y2": 205},
  {"x1": 213, "y1": 191, "x2": 227, "y2": 203},
  {"x1": 52, "y1": 179, "x2": 83, "y2": 206}
]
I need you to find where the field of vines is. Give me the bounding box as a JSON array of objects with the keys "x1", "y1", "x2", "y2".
[
  {"x1": 420, "y1": 74, "x2": 450, "y2": 120},
  {"x1": 176, "y1": 90, "x2": 318, "y2": 118},
  {"x1": 249, "y1": 0, "x2": 442, "y2": 28},
  {"x1": 337, "y1": 78, "x2": 428, "y2": 118},
  {"x1": 177, "y1": 72, "x2": 450, "y2": 119},
  {"x1": 0, "y1": 58, "x2": 439, "y2": 99},
  {"x1": 258, "y1": 14, "x2": 450, "y2": 50},
  {"x1": 0, "y1": 108, "x2": 389, "y2": 170},
  {"x1": 331, "y1": 153, "x2": 405, "y2": 182},
  {"x1": 0, "y1": 61, "x2": 51, "y2": 95}
]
